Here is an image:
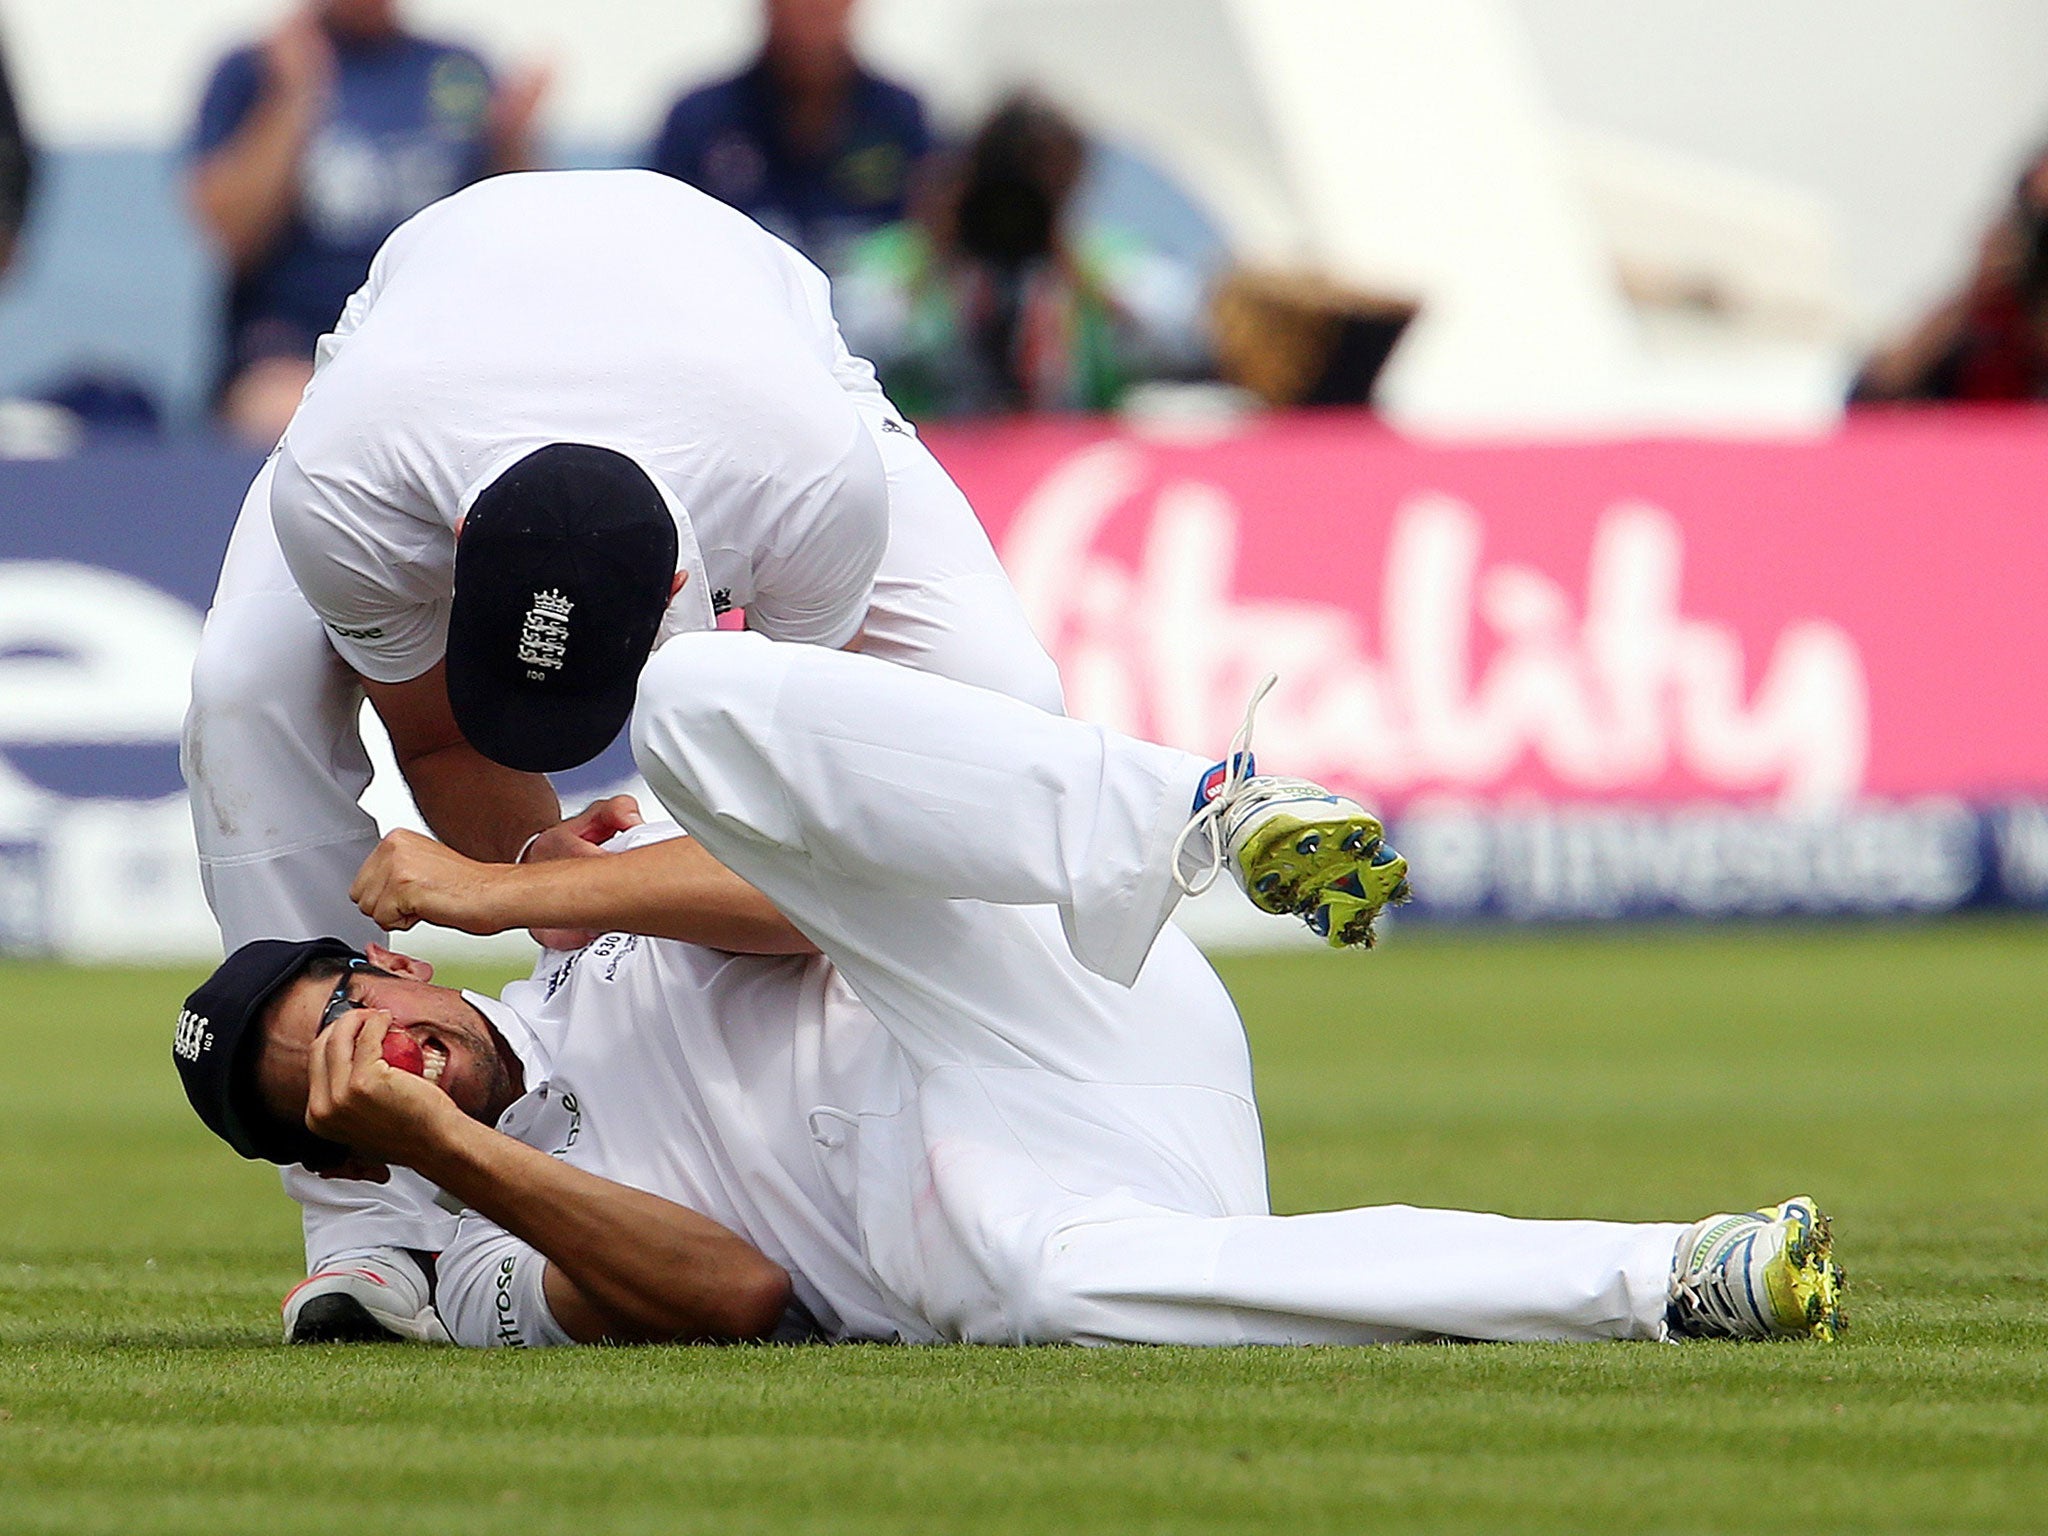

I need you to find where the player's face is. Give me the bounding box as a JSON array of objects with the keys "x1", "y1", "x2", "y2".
[{"x1": 258, "y1": 963, "x2": 521, "y2": 1138}]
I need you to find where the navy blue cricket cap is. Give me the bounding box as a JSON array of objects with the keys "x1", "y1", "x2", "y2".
[
  {"x1": 446, "y1": 443, "x2": 679, "y2": 774},
  {"x1": 174, "y1": 937, "x2": 360, "y2": 1169}
]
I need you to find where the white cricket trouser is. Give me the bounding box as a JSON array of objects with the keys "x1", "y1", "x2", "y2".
[
  {"x1": 183, "y1": 422, "x2": 1065, "y2": 1267},
  {"x1": 630, "y1": 632, "x2": 1683, "y2": 1344}
]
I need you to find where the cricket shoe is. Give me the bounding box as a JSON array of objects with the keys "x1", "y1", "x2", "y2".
[
  {"x1": 1666, "y1": 1196, "x2": 1845, "y2": 1342},
  {"x1": 1171, "y1": 677, "x2": 1409, "y2": 948},
  {"x1": 282, "y1": 1248, "x2": 451, "y2": 1345}
]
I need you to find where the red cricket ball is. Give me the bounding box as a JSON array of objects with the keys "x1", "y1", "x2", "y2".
[{"x1": 380, "y1": 1031, "x2": 426, "y2": 1077}]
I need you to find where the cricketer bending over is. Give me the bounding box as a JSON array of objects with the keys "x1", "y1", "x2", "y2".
[
  {"x1": 175, "y1": 631, "x2": 1846, "y2": 1348},
  {"x1": 182, "y1": 168, "x2": 1076, "y2": 1314}
]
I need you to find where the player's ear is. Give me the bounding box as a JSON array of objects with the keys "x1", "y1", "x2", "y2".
[{"x1": 365, "y1": 942, "x2": 434, "y2": 983}]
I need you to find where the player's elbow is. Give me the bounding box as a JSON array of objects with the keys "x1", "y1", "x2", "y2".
[
  {"x1": 615, "y1": 1254, "x2": 792, "y2": 1344},
  {"x1": 708, "y1": 1256, "x2": 794, "y2": 1340}
]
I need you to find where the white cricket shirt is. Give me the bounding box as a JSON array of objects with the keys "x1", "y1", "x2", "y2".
[
  {"x1": 270, "y1": 169, "x2": 896, "y2": 684},
  {"x1": 433, "y1": 889, "x2": 927, "y2": 1347}
]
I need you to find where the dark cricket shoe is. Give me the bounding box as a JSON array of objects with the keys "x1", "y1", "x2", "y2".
[{"x1": 281, "y1": 1249, "x2": 450, "y2": 1344}]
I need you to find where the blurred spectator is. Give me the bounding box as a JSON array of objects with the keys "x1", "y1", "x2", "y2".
[
  {"x1": 0, "y1": 24, "x2": 33, "y2": 278},
  {"x1": 188, "y1": 0, "x2": 546, "y2": 446},
  {"x1": 646, "y1": 0, "x2": 929, "y2": 282},
  {"x1": 834, "y1": 92, "x2": 1209, "y2": 420},
  {"x1": 1853, "y1": 146, "x2": 2048, "y2": 403}
]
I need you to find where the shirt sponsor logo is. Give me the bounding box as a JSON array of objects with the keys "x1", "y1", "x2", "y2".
[
  {"x1": 517, "y1": 589, "x2": 574, "y2": 681},
  {"x1": 173, "y1": 1008, "x2": 212, "y2": 1061},
  {"x1": 326, "y1": 621, "x2": 385, "y2": 640},
  {"x1": 553, "y1": 1090, "x2": 583, "y2": 1155},
  {"x1": 1004, "y1": 445, "x2": 1870, "y2": 809},
  {"x1": 493, "y1": 1255, "x2": 523, "y2": 1347},
  {"x1": 542, "y1": 946, "x2": 582, "y2": 1000}
]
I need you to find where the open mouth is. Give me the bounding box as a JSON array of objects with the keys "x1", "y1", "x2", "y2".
[{"x1": 420, "y1": 1040, "x2": 449, "y2": 1086}]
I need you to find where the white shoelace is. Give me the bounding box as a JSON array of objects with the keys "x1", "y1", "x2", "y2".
[
  {"x1": 1170, "y1": 673, "x2": 1278, "y2": 897},
  {"x1": 1667, "y1": 1219, "x2": 1767, "y2": 1337}
]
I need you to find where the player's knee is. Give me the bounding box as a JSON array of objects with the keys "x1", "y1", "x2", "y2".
[
  {"x1": 184, "y1": 600, "x2": 351, "y2": 761},
  {"x1": 186, "y1": 611, "x2": 290, "y2": 737},
  {"x1": 631, "y1": 635, "x2": 718, "y2": 754},
  {"x1": 632, "y1": 631, "x2": 792, "y2": 740},
  {"x1": 629, "y1": 632, "x2": 771, "y2": 794},
  {"x1": 635, "y1": 630, "x2": 723, "y2": 706}
]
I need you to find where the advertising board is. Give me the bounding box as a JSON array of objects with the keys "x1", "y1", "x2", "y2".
[
  {"x1": 924, "y1": 411, "x2": 2048, "y2": 922},
  {"x1": 3, "y1": 412, "x2": 2044, "y2": 958}
]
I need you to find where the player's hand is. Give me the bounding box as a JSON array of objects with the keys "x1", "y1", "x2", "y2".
[
  {"x1": 353, "y1": 828, "x2": 518, "y2": 935},
  {"x1": 522, "y1": 796, "x2": 642, "y2": 951},
  {"x1": 522, "y1": 795, "x2": 643, "y2": 865},
  {"x1": 304, "y1": 1008, "x2": 462, "y2": 1175}
]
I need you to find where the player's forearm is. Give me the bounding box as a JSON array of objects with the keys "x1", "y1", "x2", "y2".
[
  {"x1": 360, "y1": 664, "x2": 560, "y2": 862},
  {"x1": 399, "y1": 742, "x2": 561, "y2": 864},
  {"x1": 485, "y1": 837, "x2": 816, "y2": 954},
  {"x1": 189, "y1": 93, "x2": 320, "y2": 271},
  {"x1": 411, "y1": 1114, "x2": 791, "y2": 1342},
  {"x1": 353, "y1": 827, "x2": 816, "y2": 952}
]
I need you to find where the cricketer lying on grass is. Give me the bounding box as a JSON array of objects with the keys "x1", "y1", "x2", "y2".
[
  {"x1": 182, "y1": 168, "x2": 1072, "y2": 1295},
  {"x1": 175, "y1": 631, "x2": 1843, "y2": 1348}
]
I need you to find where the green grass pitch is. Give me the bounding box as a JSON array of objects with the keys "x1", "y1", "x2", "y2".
[{"x1": 2, "y1": 920, "x2": 2045, "y2": 1534}]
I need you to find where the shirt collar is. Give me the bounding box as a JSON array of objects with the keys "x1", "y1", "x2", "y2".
[{"x1": 463, "y1": 988, "x2": 551, "y2": 1105}]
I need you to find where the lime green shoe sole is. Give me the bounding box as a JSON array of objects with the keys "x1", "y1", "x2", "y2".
[
  {"x1": 1234, "y1": 811, "x2": 1411, "y2": 946},
  {"x1": 1762, "y1": 1199, "x2": 1847, "y2": 1341}
]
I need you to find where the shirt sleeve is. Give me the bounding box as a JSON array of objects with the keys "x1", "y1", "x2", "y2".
[
  {"x1": 191, "y1": 48, "x2": 263, "y2": 159},
  {"x1": 269, "y1": 442, "x2": 453, "y2": 683},
  {"x1": 743, "y1": 419, "x2": 888, "y2": 649},
  {"x1": 436, "y1": 1215, "x2": 576, "y2": 1349}
]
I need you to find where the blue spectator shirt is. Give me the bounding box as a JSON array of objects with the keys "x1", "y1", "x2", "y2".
[
  {"x1": 646, "y1": 58, "x2": 929, "y2": 281},
  {"x1": 192, "y1": 29, "x2": 495, "y2": 372}
]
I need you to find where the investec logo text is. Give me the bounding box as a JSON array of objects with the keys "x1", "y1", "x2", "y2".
[{"x1": 1002, "y1": 445, "x2": 1869, "y2": 809}]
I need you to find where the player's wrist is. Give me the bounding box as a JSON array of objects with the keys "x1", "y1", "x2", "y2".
[{"x1": 401, "y1": 1101, "x2": 505, "y2": 1189}]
